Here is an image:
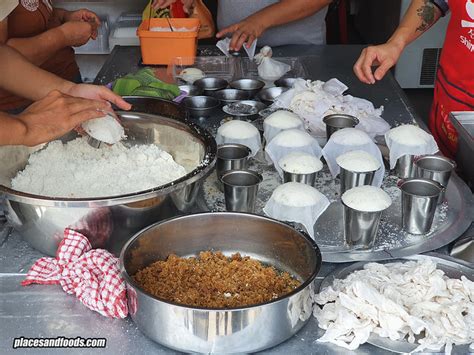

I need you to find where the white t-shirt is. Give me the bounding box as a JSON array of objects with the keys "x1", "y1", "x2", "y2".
[{"x1": 0, "y1": 0, "x2": 18, "y2": 21}]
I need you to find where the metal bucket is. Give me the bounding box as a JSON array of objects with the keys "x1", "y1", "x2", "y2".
[
  {"x1": 120, "y1": 212, "x2": 322, "y2": 354},
  {"x1": 0, "y1": 98, "x2": 217, "y2": 256}
]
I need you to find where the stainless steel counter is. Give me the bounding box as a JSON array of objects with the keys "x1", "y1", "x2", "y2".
[{"x1": 1, "y1": 45, "x2": 471, "y2": 354}]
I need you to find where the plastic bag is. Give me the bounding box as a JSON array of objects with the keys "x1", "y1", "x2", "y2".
[
  {"x1": 322, "y1": 128, "x2": 385, "y2": 187},
  {"x1": 216, "y1": 37, "x2": 257, "y2": 60},
  {"x1": 254, "y1": 46, "x2": 291, "y2": 81},
  {"x1": 385, "y1": 125, "x2": 439, "y2": 169},
  {"x1": 263, "y1": 182, "x2": 330, "y2": 239},
  {"x1": 266, "y1": 129, "x2": 323, "y2": 176}
]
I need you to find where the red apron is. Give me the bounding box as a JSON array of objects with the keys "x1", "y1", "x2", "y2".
[{"x1": 429, "y1": 0, "x2": 474, "y2": 158}]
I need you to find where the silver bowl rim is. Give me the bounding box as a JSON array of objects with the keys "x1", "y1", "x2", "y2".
[
  {"x1": 229, "y1": 78, "x2": 266, "y2": 91},
  {"x1": 120, "y1": 211, "x2": 322, "y2": 311},
  {"x1": 182, "y1": 95, "x2": 221, "y2": 111},
  {"x1": 0, "y1": 109, "x2": 217, "y2": 207}
]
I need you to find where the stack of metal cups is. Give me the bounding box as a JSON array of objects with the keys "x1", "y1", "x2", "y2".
[{"x1": 216, "y1": 144, "x2": 262, "y2": 213}]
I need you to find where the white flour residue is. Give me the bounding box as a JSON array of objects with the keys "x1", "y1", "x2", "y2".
[{"x1": 11, "y1": 138, "x2": 187, "y2": 198}]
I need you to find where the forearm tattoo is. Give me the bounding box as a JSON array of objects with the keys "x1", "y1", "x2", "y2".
[{"x1": 416, "y1": 0, "x2": 436, "y2": 32}]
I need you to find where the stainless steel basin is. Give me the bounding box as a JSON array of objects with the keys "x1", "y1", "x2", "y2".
[
  {"x1": 121, "y1": 212, "x2": 322, "y2": 354},
  {"x1": 0, "y1": 99, "x2": 217, "y2": 256}
]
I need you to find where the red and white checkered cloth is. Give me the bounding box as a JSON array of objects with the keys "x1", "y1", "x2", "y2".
[{"x1": 22, "y1": 229, "x2": 128, "y2": 319}]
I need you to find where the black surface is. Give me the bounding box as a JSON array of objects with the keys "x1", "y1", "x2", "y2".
[{"x1": 95, "y1": 45, "x2": 420, "y2": 128}]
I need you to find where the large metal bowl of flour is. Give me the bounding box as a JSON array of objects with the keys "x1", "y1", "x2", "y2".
[{"x1": 0, "y1": 98, "x2": 217, "y2": 256}]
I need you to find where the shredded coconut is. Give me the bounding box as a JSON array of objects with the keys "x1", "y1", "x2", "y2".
[
  {"x1": 336, "y1": 150, "x2": 380, "y2": 172},
  {"x1": 11, "y1": 138, "x2": 187, "y2": 198},
  {"x1": 386, "y1": 125, "x2": 433, "y2": 146},
  {"x1": 313, "y1": 260, "x2": 474, "y2": 353},
  {"x1": 217, "y1": 120, "x2": 259, "y2": 140},
  {"x1": 279, "y1": 152, "x2": 323, "y2": 174},
  {"x1": 341, "y1": 186, "x2": 392, "y2": 212},
  {"x1": 264, "y1": 110, "x2": 302, "y2": 129}
]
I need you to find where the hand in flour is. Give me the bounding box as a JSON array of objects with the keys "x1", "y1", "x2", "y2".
[
  {"x1": 353, "y1": 42, "x2": 404, "y2": 84},
  {"x1": 58, "y1": 21, "x2": 95, "y2": 47},
  {"x1": 64, "y1": 9, "x2": 101, "y2": 39},
  {"x1": 66, "y1": 84, "x2": 132, "y2": 111},
  {"x1": 15, "y1": 91, "x2": 111, "y2": 147}
]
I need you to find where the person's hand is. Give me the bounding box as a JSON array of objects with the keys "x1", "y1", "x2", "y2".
[
  {"x1": 64, "y1": 9, "x2": 101, "y2": 39},
  {"x1": 58, "y1": 21, "x2": 94, "y2": 47},
  {"x1": 66, "y1": 84, "x2": 132, "y2": 111},
  {"x1": 216, "y1": 17, "x2": 265, "y2": 51},
  {"x1": 353, "y1": 42, "x2": 404, "y2": 84},
  {"x1": 16, "y1": 91, "x2": 111, "y2": 146}
]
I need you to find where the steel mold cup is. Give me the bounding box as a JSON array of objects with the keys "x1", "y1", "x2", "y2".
[
  {"x1": 221, "y1": 170, "x2": 262, "y2": 213},
  {"x1": 414, "y1": 155, "x2": 456, "y2": 204},
  {"x1": 282, "y1": 169, "x2": 317, "y2": 186},
  {"x1": 339, "y1": 167, "x2": 379, "y2": 195},
  {"x1": 395, "y1": 154, "x2": 416, "y2": 178},
  {"x1": 398, "y1": 178, "x2": 444, "y2": 235},
  {"x1": 216, "y1": 144, "x2": 251, "y2": 191},
  {"x1": 341, "y1": 186, "x2": 391, "y2": 249},
  {"x1": 322, "y1": 114, "x2": 359, "y2": 141}
]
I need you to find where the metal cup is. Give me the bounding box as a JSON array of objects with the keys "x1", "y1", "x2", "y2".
[
  {"x1": 398, "y1": 178, "x2": 444, "y2": 235},
  {"x1": 339, "y1": 167, "x2": 378, "y2": 195},
  {"x1": 414, "y1": 155, "x2": 456, "y2": 204},
  {"x1": 221, "y1": 170, "x2": 262, "y2": 213},
  {"x1": 394, "y1": 154, "x2": 415, "y2": 178},
  {"x1": 216, "y1": 144, "x2": 251, "y2": 191},
  {"x1": 322, "y1": 114, "x2": 359, "y2": 141},
  {"x1": 342, "y1": 202, "x2": 385, "y2": 249},
  {"x1": 282, "y1": 170, "x2": 317, "y2": 186}
]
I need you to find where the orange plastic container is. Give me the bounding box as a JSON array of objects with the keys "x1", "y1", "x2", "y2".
[{"x1": 137, "y1": 18, "x2": 200, "y2": 65}]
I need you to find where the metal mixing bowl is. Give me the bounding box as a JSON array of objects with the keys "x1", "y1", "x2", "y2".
[
  {"x1": 211, "y1": 89, "x2": 250, "y2": 105},
  {"x1": 257, "y1": 86, "x2": 289, "y2": 106},
  {"x1": 194, "y1": 77, "x2": 228, "y2": 95},
  {"x1": 274, "y1": 77, "x2": 298, "y2": 88},
  {"x1": 182, "y1": 95, "x2": 220, "y2": 118},
  {"x1": 0, "y1": 98, "x2": 216, "y2": 256},
  {"x1": 229, "y1": 78, "x2": 265, "y2": 97},
  {"x1": 121, "y1": 212, "x2": 322, "y2": 354}
]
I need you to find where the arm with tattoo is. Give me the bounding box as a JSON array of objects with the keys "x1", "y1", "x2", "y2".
[{"x1": 353, "y1": 0, "x2": 442, "y2": 84}]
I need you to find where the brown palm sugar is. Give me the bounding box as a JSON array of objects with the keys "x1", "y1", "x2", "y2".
[{"x1": 133, "y1": 251, "x2": 301, "y2": 308}]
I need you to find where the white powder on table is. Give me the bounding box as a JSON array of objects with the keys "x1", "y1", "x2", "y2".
[
  {"x1": 278, "y1": 152, "x2": 323, "y2": 174},
  {"x1": 341, "y1": 185, "x2": 392, "y2": 212},
  {"x1": 217, "y1": 120, "x2": 259, "y2": 140},
  {"x1": 264, "y1": 110, "x2": 302, "y2": 129},
  {"x1": 386, "y1": 124, "x2": 433, "y2": 146},
  {"x1": 336, "y1": 150, "x2": 380, "y2": 172},
  {"x1": 11, "y1": 138, "x2": 187, "y2": 198},
  {"x1": 273, "y1": 182, "x2": 326, "y2": 207}
]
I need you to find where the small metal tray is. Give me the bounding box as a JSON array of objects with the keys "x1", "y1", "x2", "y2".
[
  {"x1": 319, "y1": 253, "x2": 473, "y2": 354},
  {"x1": 170, "y1": 56, "x2": 307, "y2": 84}
]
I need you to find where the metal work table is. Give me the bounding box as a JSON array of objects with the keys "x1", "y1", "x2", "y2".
[{"x1": 1, "y1": 45, "x2": 471, "y2": 354}]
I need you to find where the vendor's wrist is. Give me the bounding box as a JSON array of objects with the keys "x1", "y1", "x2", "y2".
[{"x1": 7, "y1": 116, "x2": 28, "y2": 146}]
